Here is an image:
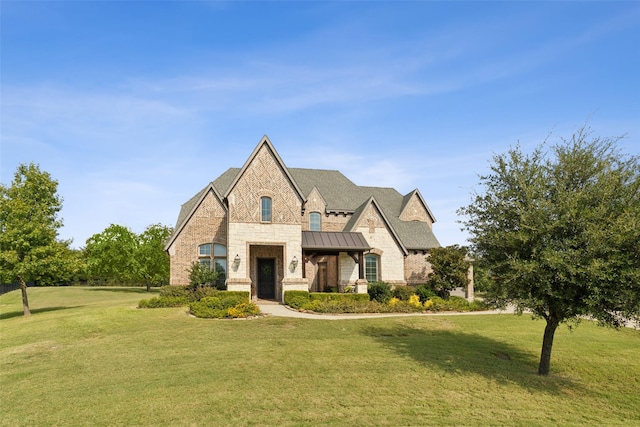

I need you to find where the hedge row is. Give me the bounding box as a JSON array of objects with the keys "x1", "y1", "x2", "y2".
[{"x1": 139, "y1": 287, "x2": 256, "y2": 318}]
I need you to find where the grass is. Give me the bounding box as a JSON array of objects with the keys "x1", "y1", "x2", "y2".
[{"x1": 1, "y1": 287, "x2": 639, "y2": 426}]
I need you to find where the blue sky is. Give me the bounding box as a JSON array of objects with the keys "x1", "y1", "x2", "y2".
[{"x1": 2, "y1": 1, "x2": 639, "y2": 248}]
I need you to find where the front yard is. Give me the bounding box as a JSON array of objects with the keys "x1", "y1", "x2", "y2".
[{"x1": 1, "y1": 287, "x2": 639, "y2": 426}]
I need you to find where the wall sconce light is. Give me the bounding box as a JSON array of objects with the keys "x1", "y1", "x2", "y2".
[
  {"x1": 291, "y1": 256, "x2": 298, "y2": 270},
  {"x1": 234, "y1": 254, "x2": 241, "y2": 266}
]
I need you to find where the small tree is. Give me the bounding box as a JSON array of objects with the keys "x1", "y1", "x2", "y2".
[
  {"x1": 187, "y1": 261, "x2": 219, "y2": 289},
  {"x1": 135, "y1": 224, "x2": 172, "y2": 291},
  {"x1": 0, "y1": 163, "x2": 75, "y2": 315},
  {"x1": 426, "y1": 245, "x2": 471, "y2": 298},
  {"x1": 459, "y1": 126, "x2": 640, "y2": 375}
]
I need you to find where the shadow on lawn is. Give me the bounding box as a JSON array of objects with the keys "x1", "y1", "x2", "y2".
[
  {"x1": 0, "y1": 306, "x2": 81, "y2": 320},
  {"x1": 362, "y1": 324, "x2": 580, "y2": 394}
]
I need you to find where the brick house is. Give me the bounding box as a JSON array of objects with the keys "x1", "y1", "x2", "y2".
[{"x1": 165, "y1": 136, "x2": 443, "y2": 301}]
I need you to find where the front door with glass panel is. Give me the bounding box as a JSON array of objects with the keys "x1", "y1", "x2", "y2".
[{"x1": 257, "y1": 258, "x2": 276, "y2": 299}]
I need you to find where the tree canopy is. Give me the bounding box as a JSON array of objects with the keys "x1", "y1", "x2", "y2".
[
  {"x1": 0, "y1": 163, "x2": 78, "y2": 315},
  {"x1": 426, "y1": 245, "x2": 471, "y2": 298},
  {"x1": 84, "y1": 223, "x2": 172, "y2": 289},
  {"x1": 459, "y1": 127, "x2": 640, "y2": 375}
]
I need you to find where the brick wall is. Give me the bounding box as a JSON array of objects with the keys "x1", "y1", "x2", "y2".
[
  {"x1": 228, "y1": 144, "x2": 302, "y2": 225},
  {"x1": 404, "y1": 251, "x2": 433, "y2": 285},
  {"x1": 399, "y1": 192, "x2": 433, "y2": 227},
  {"x1": 167, "y1": 190, "x2": 227, "y2": 285}
]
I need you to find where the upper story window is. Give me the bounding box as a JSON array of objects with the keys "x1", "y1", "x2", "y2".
[
  {"x1": 309, "y1": 212, "x2": 321, "y2": 231},
  {"x1": 365, "y1": 254, "x2": 379, "y2": 282},
  {"x1": 261, "y1": 197, "x2": 272, "y2": 222}
]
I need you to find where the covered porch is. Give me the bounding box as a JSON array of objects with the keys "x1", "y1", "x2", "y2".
[{"x1": 301, "y1": 231, "x2": 371, "y2": 294}]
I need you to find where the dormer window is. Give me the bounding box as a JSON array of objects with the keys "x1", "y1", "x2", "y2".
[
  {"x1": 309, "y1": 212, "x2": 321, "y2": 231},
  {"x1": 261, "y1": 197, "x2": 272, "y2": 222}
]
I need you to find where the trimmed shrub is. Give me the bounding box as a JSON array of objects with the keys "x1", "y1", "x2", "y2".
[
  {"x1": 189, "y1": 297, "x2": 226, "y2": 318},
  {"x1": 159, "y1": 285, "x2": 191, "y2": 298},
  {"x1": 227, "y1": 302, "x2": 260, "y2": 318},
  {"x1": 367, "y1": 281, "x2": 392, "y2": 303},
  {"x1": 426, "y1": 295, "x2": 471, "y2": 312},
  {"x1": 302, "y1": 299, "x2": 420, "y2": 314},
  {"x1": 415, "y1": 284, "x2": 437, "y2": 303},
  {"x1": 138, "y1": 296, "x2": 189, "y2": 308},
  {"x1": 284, "y1": 291, "x2": 310, "y2": 308},
  {"x1": 192, "y1": 286, "x2": 220, "y2": 301},
  {"x1": 392, "y1": 285, "x2": 415, "y2": 301},
  {"x1": 189, "y1": 293, "x2": 257, "y2": 319},
  {"x1": 310, "y1": 293, "x2": 369, "y2": 303}
]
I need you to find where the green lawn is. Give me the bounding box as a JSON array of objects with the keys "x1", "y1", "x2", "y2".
[{"x1": 1, "y1": 287, "x2": 639, "y2": 426}]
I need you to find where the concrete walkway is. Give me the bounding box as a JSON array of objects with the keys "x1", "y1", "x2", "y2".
[
  {"x1": 256, "y1": 301, "x2": 516, "y2": 320},
  {"x1": 256, "y1": 301, "x2": 640, "y2": 328}
]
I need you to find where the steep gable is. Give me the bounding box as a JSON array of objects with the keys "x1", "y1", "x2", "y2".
[
  {"x1": 399, "y1": 189, "x2": 436, "y2": 225},
  {"x1": 345, "y1": 197, "x2": 408, "y2": 256},
  {"x1": 224, "y1": 136, "x2": 305, "y2": 224},
  {"x1": 165, "y1": 183, "x2": 225, "y2": 251}
]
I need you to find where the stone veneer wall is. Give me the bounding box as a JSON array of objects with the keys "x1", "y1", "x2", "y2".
[
  {"x1": 338, "y1": 253, "x2": 359, "y2": 287},
  {"x1": 357, "y1": 204, "x2": 406, "y2": 284},
  {"x1": 167, "y1": 191, "x2": 227, "y2": 285}
]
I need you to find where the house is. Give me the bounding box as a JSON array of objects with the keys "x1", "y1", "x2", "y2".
[{"x1": 165, "y1": 135, "x2": 443, "y2": 301}]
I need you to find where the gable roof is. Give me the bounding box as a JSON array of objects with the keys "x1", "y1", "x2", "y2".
[
  {"x1": 344, "y1": 196, "x2": 409, "y2": 256},
  {"x1": 223, "y1": 135, "x2": 305, "y2": 203},
  {"x1": 169, "y1": 137, "x2": 441, "y2": 251},
  {"x1": 165, "y1": 183, "x2": 225, "y2": 250},
  {"x1": 400, "y1": 189, "x2": 437, "y2": 224}
]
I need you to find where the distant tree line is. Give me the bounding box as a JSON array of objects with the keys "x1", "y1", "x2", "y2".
[{"x1": 1, "y1": 162, "x2": 172, "y2": 314}]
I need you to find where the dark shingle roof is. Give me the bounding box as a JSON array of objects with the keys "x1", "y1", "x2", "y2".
[{"x1": 169, "y1": 164, "x2": 440, "y2": 251}]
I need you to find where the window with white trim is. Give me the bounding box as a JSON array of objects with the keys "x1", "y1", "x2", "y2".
[
  {"x1": 309, "y1": 212, "x2": 321, "y2": 231},
  {"x1": 365, "y1": 254, "x2": 379, "y2": 282},
  {"x1": 261, "y1": 197, "x2": 272, "y2": 222},
  {"x1": 198, "y1": 243, "x2": 227, "y2": 287}
]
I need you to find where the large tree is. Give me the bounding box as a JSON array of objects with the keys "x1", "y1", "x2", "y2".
[
  {"x1": 84, "y1": 223, "x2": 171, "y2": 290},
  {"x1": 85, "y1": 224, "x2": 139, "y2": 284},
  {"x1": 136, "y1": 223, "x2": 172, "y2": 291},
  {"x1": 0, "y1": 163, "x2": 74, "y2": 315},
  {"x1": 459, "y1": 127, "x2": 640, "y2": 375}
]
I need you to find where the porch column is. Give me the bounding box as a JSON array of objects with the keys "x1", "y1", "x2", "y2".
[
  {"x1": 358, "y1": 252, "x2": 364, "y2": 279},
  {"x1": 465, "y1": 263, "x2": 475, "y2": 301}
]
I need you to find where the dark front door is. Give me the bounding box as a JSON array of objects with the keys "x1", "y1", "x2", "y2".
[
  {"x1": 257, "y1": 258, "x2": 276, "y2": 299},
  {"x1": 318, "y1": 262, "x2": 327, "y2": 292}
]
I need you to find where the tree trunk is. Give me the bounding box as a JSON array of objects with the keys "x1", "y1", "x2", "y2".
[
  {"x1": 538, "y1": 318, "x2": 559, "y2": 375},
  {"x1": 19, "y1": 277, "x2": 31, "y2": 316},
  {"x1": 146, "y1": 282, "x2": 151, "y2": 292}
]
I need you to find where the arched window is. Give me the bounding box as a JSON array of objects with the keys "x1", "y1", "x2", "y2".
[
  {"x1": 365, "y1": 254, "x2": 379, "y2": 282},
  {"x1": 309, "y1": 212, "x2": 321, "y2": 231},
  {"x1": 261, "y1": 197, "x2": 272, "y2": 222},
  {"x1": 198, "y1": 243, "x2": 212, "y2": 269}
]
